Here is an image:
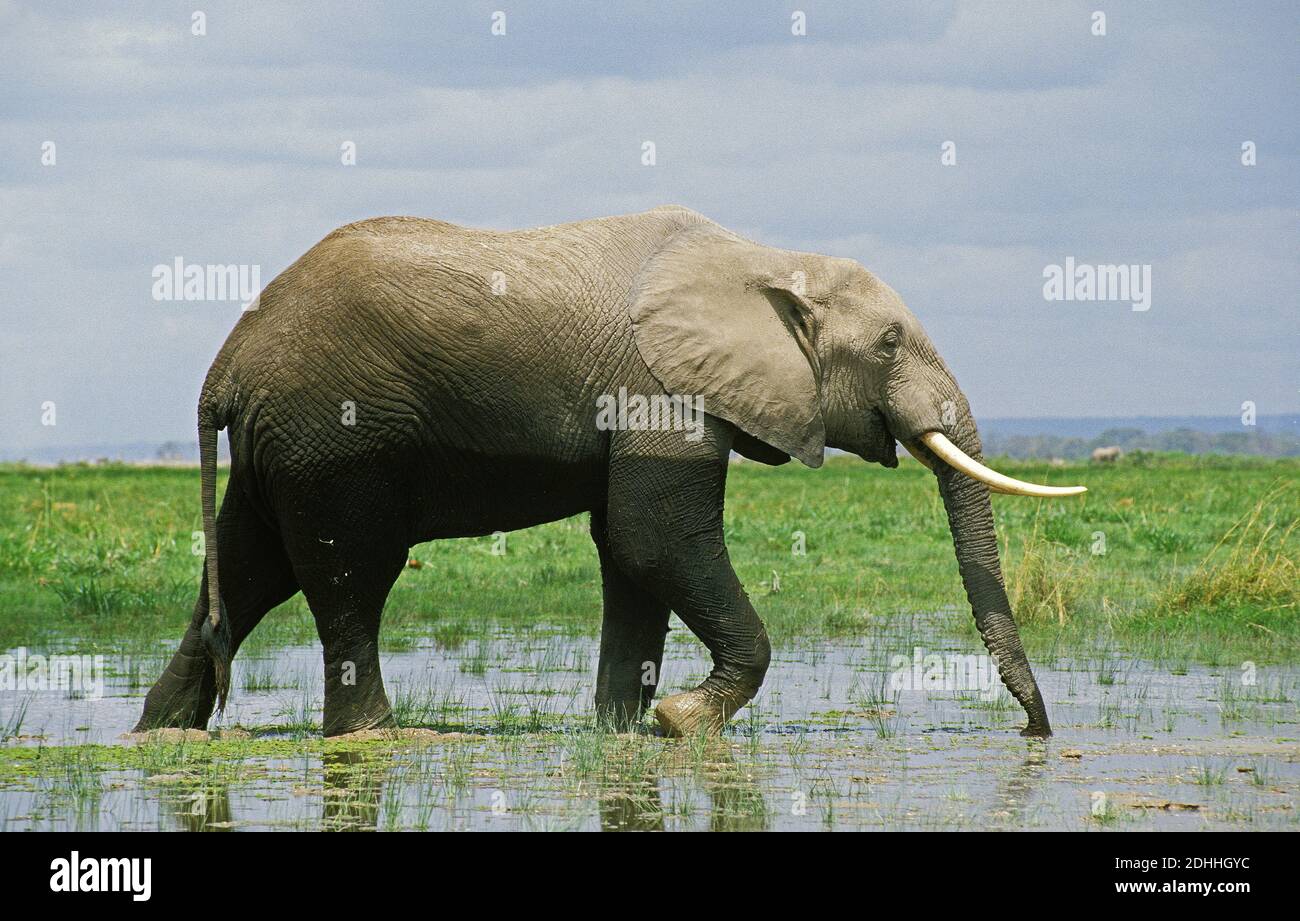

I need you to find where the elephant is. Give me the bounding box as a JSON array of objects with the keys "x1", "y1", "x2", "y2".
[
  {"x1": 134, "y1": 205, "x2": 1085, "y2": 740},
  {"x1": 1091, "y1": 445, "x2": 1123, "y2": 463}
]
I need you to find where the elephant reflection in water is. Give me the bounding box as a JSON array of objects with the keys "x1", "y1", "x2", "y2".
[
  {"x1": 598, "y1": 740, "x2": 769, "y2": 832},
  {"x1": 153, "y1": 750, "x2": 386, "y2": 832},
  {"x1": 986, "y1": 745, "x2": 1049, "y2": 828},
  {"x1": 320, "y1": 749, "x2": 386, "y2": 831},
  {"x1": 157, "y1": 781, "x2": 232, "y2": 832},
  {"x1": 150, "y1": 739, "x2": 769, "y2": 831},
  {"x1": 312, "y1": 740, "x2": 767, "y2": 832}
]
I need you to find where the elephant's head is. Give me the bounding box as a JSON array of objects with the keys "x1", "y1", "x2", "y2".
[{"x1": 629, "y1": 220, "x2": 1086, "y2": 736}]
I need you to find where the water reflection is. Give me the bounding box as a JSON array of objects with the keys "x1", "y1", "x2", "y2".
[
  {"x1": 989, "y1": 742, "x2": 1049, "y2": 827},
  {"x1": 322, "y1": 749, "x2": 385, "y2": 832},
  {"x1": 598, "y1": 739, "x2": 769, "y2": 832},
  {"x1": 156, "y1": 778, "x2": 232, "y2": 832}
]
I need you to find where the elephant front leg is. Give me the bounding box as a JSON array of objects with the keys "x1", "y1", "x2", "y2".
[
  {"x1": 604, "y1": 422, "x2": 771, "y2": 737},
  {"x1": 590, "y1": 511, "x2": 671, "y2": 729},
  {"x1": 650, "y1": 583, "x2": 771, "y2": 738}
]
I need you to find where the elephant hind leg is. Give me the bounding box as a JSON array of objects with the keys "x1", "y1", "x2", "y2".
[
  {"x1": 135, "y1": 480, "x2": 298, "y2": 732},
  {"x1": 283, "y1": 521, "x2": 408, "y2": 737}
]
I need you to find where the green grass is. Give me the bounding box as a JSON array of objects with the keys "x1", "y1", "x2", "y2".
[{"x1": 0, "y1": 454, "x2": 1296, "y2": 664}]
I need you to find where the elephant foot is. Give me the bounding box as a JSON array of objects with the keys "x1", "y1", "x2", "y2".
[
  {"x1": 134, "y1": 675, "x2": 216, "y2": 733},
  {"x1": 1020, "y1": 720, "x2": 1052, "y2": 739},
  {"x1": 654, "y1": 686, "x2": 745, "y2": 737},
  {"x1": 134, "y1": 633, "x2": 219, "y2": 733},
  {"x1": 321, "y1": 650, "x2": 394, "y2": 737},
  {"x1": 594, "y1": 696, "x2": 650, "y2": 732},
  {"x1": 132, "y1": 703, "x2": 208, "y2": 735},
  {"x1": 320, "y1": 663, "x2": 395, "y2": 736},
  {"x1": 323, "y1": 706, "x2": 396, "y2": 738}
]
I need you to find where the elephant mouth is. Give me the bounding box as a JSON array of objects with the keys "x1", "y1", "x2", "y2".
[
  {"x1": 864, "y1": 409, "x2": 899, "y2": 467},
  {"x1": 903, "y1": 431, "x2": 1086, "y2": 498}
]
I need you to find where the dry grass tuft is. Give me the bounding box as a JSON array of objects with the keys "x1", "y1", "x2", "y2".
[
  {"x1": 1160, "y1": 486, "x2": 1298, "y2": 615},
  {"x1": 1006, "y1": 527, "x2": 1082, "y2": 626}
]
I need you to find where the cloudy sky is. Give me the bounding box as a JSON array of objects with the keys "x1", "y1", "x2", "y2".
[{"x1": 2, "y1": 1, "x2": 1296, "y2": 453}]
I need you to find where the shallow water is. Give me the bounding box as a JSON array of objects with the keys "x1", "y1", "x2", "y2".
[{"x1": 2, "y1": 616, "x2": 1297, "y2": 831}]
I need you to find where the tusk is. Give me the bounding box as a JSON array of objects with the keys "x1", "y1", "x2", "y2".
[{"x1": 918, "y1": 431, "x2": 1087, "y2": 498}]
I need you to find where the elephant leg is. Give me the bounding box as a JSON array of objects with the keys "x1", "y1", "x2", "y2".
[
  {"x1": 135, "y1": 480, "x2": 298, "y2": 731},
  {"x1": 590, "y1": 510, "x2": 671, "y2": 728},
  {"x1": 604, "y1": 422, "x2": 771, "y2": 737},
  {"x1": 286, "y1": 526, "x2": 406, "y2": 737}
]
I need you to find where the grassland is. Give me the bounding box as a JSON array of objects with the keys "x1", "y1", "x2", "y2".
[
  {"x1": 0, "y1": 454, "x2": 1296, "y2": 665},
  {"x1": 1, "y1": 455, "x2": 1297, "y2": 831}
]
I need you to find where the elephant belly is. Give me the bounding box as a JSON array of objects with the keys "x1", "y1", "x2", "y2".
[
  {"x1": 408, "y1": 448, "x2": 604, "y2": 541},
  {"x1": 240, "y1": 404, "x2": 607, "y2": 548}
]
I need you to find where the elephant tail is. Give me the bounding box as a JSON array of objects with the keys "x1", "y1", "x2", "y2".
[{"x1": 198, "y1": 398, "x2": 232, "y2": 714}]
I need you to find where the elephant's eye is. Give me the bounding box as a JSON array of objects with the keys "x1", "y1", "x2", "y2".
[{"x1": 878, "y1": 328, "x2": 901, "y2": 357}]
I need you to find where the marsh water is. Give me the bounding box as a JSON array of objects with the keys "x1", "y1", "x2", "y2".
[{"x1": 2, "y1": 613, "x2": 1296, "y2": 831}]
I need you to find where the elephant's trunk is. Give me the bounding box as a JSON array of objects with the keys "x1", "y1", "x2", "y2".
[{"x1": 932, "y1": 424, "x2": 1052, "y2": 737}]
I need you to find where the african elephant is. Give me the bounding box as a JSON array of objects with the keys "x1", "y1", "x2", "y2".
[
  {"x1": 134, "y1": 206, "x2": 1085, "y2": 739},
  {"x1": 1091, "y1": 445, "x2": 1123, "y2": 463}
]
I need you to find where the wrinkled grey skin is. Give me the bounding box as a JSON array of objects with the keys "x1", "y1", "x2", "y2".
[{"x1": 135, "y1": 206, "x2": 1051, "y2": 738}]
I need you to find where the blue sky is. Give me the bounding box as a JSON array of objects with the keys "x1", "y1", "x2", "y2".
[{"x1": 2, "y1": 1, "x2": 1296, "y2": 452}]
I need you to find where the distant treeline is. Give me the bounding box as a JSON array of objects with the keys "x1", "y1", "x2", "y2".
[{"x1": 982, "y1": 427, "x2": 1300, "y2": 459}]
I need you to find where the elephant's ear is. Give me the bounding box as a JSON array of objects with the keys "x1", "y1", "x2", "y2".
[{"x1": 628, "y1": 225, "x2": 846, "y2": 468}]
